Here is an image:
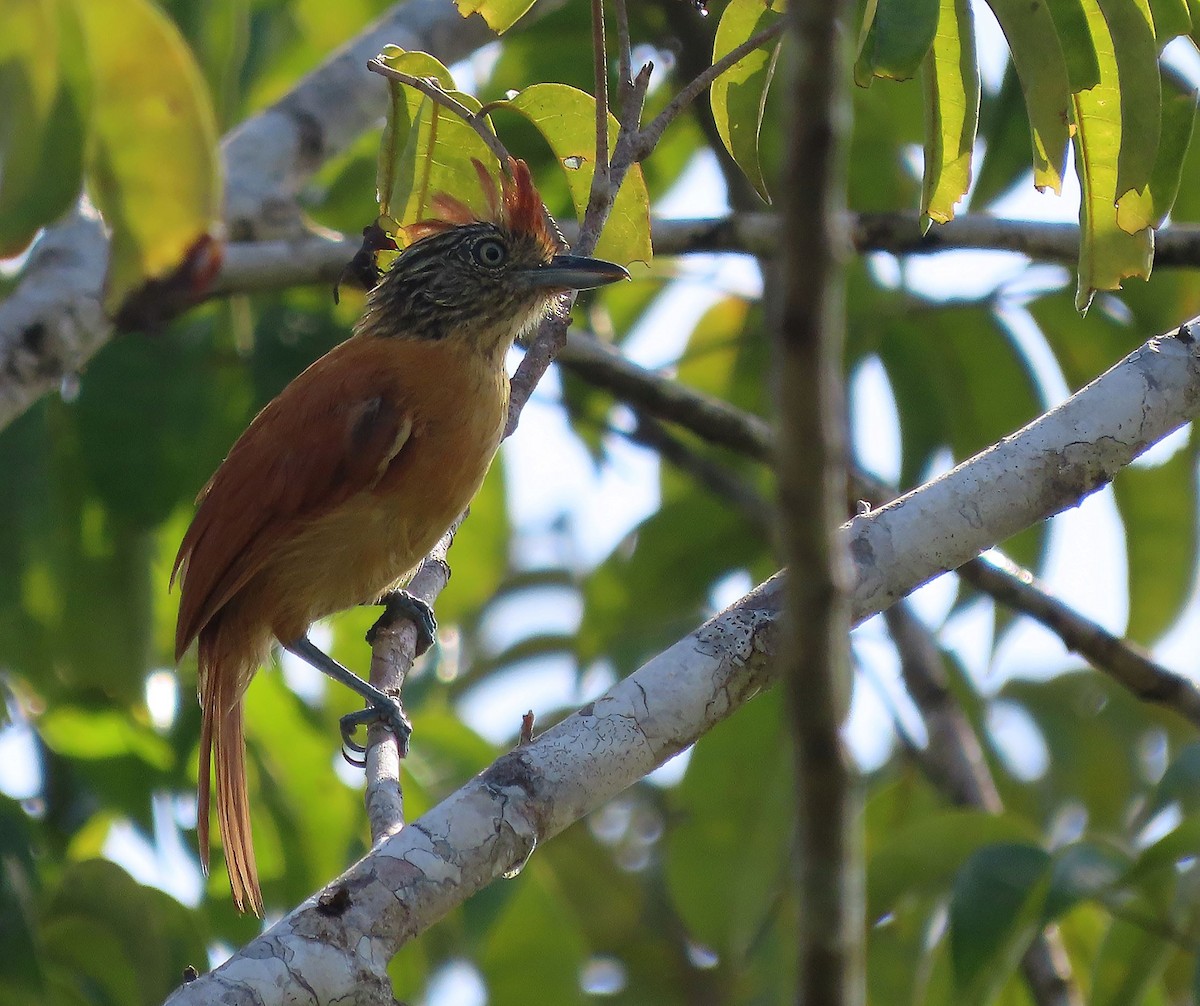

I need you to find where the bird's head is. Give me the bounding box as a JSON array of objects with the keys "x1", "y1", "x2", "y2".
[{"x1": 358, "y1": 158, "x2": 628, "y2": 355}]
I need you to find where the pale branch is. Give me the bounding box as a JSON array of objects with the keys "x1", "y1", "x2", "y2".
[
  {"x1": 555, "y1": 329, "x2": 1200, "y2": 730},
  {"x1": 164, "y1": 322, "x2": 1200, "y2": 1006},
  {"x1": 363, "y1": 519, "x2": 461, "y2": 844},
  {"x1": 0, "y1": 0, "x2": 553, "y2": 434},
  {"x1": 365, "y1": 59, "x2": 512, "y2": 166},
  {"x1": 883, "y1": 604, "x2": 1081, "y2": 1006}
]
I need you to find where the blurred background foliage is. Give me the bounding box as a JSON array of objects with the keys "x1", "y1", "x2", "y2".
[{"x1": 3, "y1": 0, "x2": 1200, "y2": 1003}]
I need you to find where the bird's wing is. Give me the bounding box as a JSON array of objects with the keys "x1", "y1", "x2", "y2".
[{"x1": 172, "y1": 337, "x2": 413, "y2": 658}]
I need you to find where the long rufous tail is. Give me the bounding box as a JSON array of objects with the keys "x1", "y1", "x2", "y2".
[{"x1": 197, "y1": 631, "x2": 264, "y2": 916}]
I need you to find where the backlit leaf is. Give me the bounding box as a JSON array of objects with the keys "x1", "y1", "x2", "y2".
[
  {"x1": 1096, "y1": 0, "x2": 1159, "y2": 201},
  {"x1": 1132, "y1": 70, "x2": 1198, "y2": 230},
  {"x1": 1046, "y1": 0, "x2": 1101, "y2": 91},
  {"x1": 985, "y1": 0, "x2": 1073, "y2": 193},
  {"x1": 920, "y1": 0, "x2": 980, "y2": 225},
  {"x1": 504, "y1": 83, "x2": 652, "y2": 265},
  {"x1": 0, "y1": 0, "x2": 89, "y2": 257},
  {"x1": 1072, "y1": 0, "x2": 1155, "y2": 311},
  {"x1": 855, "y1": 0, "x2": 941, "y2": 84},
  {"x1": 75, "y1": 0, "x2": 222, "y2": 317},
  {"x1": 373, "y1": 47, "x2": 500, "y2": 233},
  {"x1": 454, "y1": 0, "x2": 538, "y2": 34},
  {"x1": 711, "y1": 0, "x2": 785, "y2": 202}
]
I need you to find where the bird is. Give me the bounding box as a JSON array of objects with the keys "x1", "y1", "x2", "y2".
[{"x1": 171, "y1": 158, "x2": 629, "y2": 915}]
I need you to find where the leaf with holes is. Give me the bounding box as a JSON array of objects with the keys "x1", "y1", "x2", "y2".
[
  {"x1": 921, "y1": 0, "x2": 980, "y2": 225},
  {"x1": 75, "y1": 0, "x2": 221, "y2": 318},
  {"x1": 504, "y1": 83, "x2": 652, "y2": 265},
  {"x1": 711, "y1": 0, "x2": 785, "y2": 202},
  {"x1": 454, "y1": 0, "x2": 538, "y2": 33}
]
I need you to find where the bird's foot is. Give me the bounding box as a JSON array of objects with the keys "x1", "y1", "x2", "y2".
[
  {"x1": 339, "y1": 694, "x2": 412, "y2": 767},
  {"x1": 366, "y1": 590, "x2": 437, "y2": 655}
]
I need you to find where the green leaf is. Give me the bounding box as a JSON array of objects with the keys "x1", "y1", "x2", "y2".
[
  {"x1": 1043, "y1": 841, "x2": 1128, "y2": 921},
  {"x1": 75, "y1": 0, "x2": 221, "y2": 318},
  {"x1": 920, "y1": 0, "x2": 980, "y2": 225},
  {"x1": 666, "y1": 690, "x2": 793, "y2": 958},
  {"x1": 1071, "y1": 0, "x2": 1154, "y2": 312},
  {"x1": 454, "y1": 0, "x2": 538, "y2": 34},
  {"x1": 711, "y1": 0, "x2": 785, "y2": 202},
  {"x1": 504, "y1": 83, "x2": 652, "y2": 265},
  {"x1": 949, "y1": 843, "x2": 1052, "y2": 1005},
  {"x1": 38, "y1": 707, "x2": 173, "y2": 768},
  {"x1": 984, "y1": 0, "x2": 1073, "y2": 194},
  {"x1": 970, "y1": 65, "x2": 1037, "y2": 208},
  {"x1": 0, "y1": 0, "x2": 89, "y2": 257},
  {"x1": 1148, "y1": 0, "x2": 1192, "y2": 42},
  {"x1": 1113, "y1": 431, "x2": 1198, "y2": 643},
  {"x1": 1091, "y1": 917, "x2": 1174, "y2": 1006},
  {"x1": 855, "y1": 0, "x2": 941, "y2": 84},
  {"x1": 1138, "y1": 71, "x2": 1198, "y2": 230},
  {"x1": 868, "y1": 810, "x2": 1039, "y2": 920},
  {"x1": 1046, "y1": 0, "x2": 1102, "y2": 91},
  {"x1": 373, "y1": 47, "x2": 501, "y2": 232},
  {"x1": 1096, "y1": 0, "x2": 1160, "y2": 201}
]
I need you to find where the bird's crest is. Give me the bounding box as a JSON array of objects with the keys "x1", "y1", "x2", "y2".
[{"x1": 403, "y1": 158, "x2": 560, "y2": 254}]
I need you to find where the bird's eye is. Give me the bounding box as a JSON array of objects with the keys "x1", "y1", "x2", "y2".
[{"x1": 473, "y1": 238, "x2": 507, "y2": 268}]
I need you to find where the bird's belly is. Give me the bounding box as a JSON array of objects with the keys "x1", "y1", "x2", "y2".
[{"x1": 260, "y1": 404, "x2": 503, "y2": 640}]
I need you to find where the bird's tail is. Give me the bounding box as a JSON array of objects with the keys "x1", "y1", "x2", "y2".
[{"x1": 197, "y1": 627, "x2": 264, "y2": 916}]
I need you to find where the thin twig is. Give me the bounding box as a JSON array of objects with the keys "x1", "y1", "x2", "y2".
[
  {"x1": 632, "y1": 19, "x2": 786, "y2": 160},
  {"x1": 958, "y1": 553, "x2": 1200, "y2": 731},
  {"x1": 366, "y1": 59, "x2": 512, "y2": 166},
  {"x1": 586, "y1": 0, "x2": 612, "y2": 226},
  {"x1": 884, "y1": 604, "x2": 1081, "y2": 1006},
  {"x1": 613, "y1": 0, "x2": 634, "y2": 122}
]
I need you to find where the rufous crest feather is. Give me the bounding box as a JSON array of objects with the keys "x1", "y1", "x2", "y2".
[{"x1": 401, "y1": 157, "x2": 559, "y2": 254}]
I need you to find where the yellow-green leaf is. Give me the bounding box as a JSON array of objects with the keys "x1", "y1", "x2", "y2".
[
  {"x1": 921, "y1": 0, "x2": 980, "y2": 226},
  {"x1": 504, "y1": 83, "x2": 652, "y2": 266},
  {"x1": 75, "y1": 0, "x2": 221, "y2": 317},
  {"x1": 855, "y1": 0, "x2": 940, "y2": 84},
  {"x1": 1097, "y1": 0, "x2": 1160, "y2": 198},
  {"x1": 1045, "y1": 0, "x2": 1101, "y2": 91},
  {"x1": 985, "y1": 0, "x2": 1073, "y2": 194},
  {"x1": 373, "y1": 47, "x2": 500, "y2": 233},
  {"x1": 711, "y1": 0, "x2": 785, "y2": 202},
  {"x1": 0, "y1": 0, "x2": 88, "y2": 257},
  {"x1": 454, "y1": 0, "x2": 537, "y2": 33},
  {"x1": 1072, "y1": 0, "x2": 1154, "y2": 312}
]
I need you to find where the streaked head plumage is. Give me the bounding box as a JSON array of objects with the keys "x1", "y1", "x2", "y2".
[{"x1": 358, "y1": 157, "x2": 627, "y2": 352}]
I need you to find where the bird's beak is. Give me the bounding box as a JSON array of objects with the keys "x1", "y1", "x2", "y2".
[{"x1": 520, "y1": 254, "x2": 630, "y2": 291}]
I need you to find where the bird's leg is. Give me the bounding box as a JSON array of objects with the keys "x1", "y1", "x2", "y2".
[
  {"x1": 366, "y1": 589, "x2": 438, "y2": 656},
  {"x1": 283, "y1": 636, "x2": 412, "y2": 764}
]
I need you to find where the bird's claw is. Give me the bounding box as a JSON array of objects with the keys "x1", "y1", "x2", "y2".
[
  {"x1": 367, "y1": 590, "x2": 437, "y2": 655},
  {"x1": 338, "y1": 695, "x2": 412, "y2": 767}
]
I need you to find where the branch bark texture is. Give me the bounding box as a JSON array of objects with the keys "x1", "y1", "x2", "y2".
[{"x1": 162, "y1": 322, "x2": 1200, "y2": 1006}]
